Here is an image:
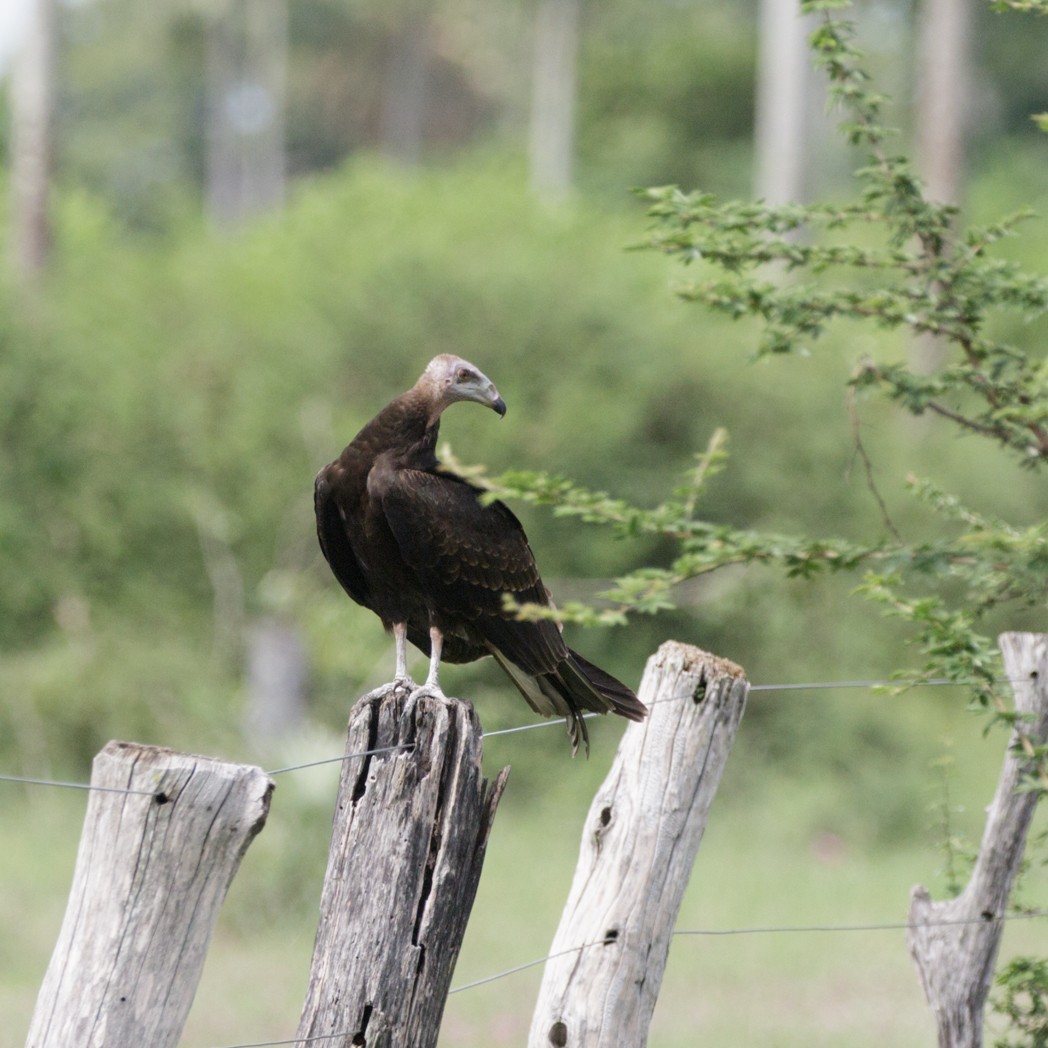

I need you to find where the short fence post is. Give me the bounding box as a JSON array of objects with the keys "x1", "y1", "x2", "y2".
[
  {"x1": 26, "y1": 741, "x2": 274, "y2": 1048},
  {"x1": 908, "y1": 631, "x2": 1048, "y2": 1048},
  {"x1": 295, "y1": 684, "x2": 509, "y2": 1048},
  {"x1": 528, "y1": 641, "x2": 749, "y2": 1048}
]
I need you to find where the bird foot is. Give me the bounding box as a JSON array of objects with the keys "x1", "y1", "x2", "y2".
[
  {"x1": 391, "y1": 675, "x2": 418, "y2": 697},
  {"x1": 398, "y1": 683, "x2": 450, "y2": 738},
  {"x1": 407, "y1": 682, "x2": 448, "y2": 702}
]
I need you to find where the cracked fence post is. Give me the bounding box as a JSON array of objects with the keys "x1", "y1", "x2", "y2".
[
  {"x1": 908, "y1": 632, "x2": 1048, "y2": 1048},
  {"x1": 528, "y1": 641, "x2": 749, "y2": 1048},
  {"x1": 26, "y1": 742, "x2": 274, "y2": 1048},
  {"x1": 295, "y1": 685, "x2": 509, "y2": 1048}
]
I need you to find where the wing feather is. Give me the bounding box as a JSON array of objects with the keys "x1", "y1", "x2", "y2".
[
  {"x1": 314, "y1": 468, "x2": 371, "y2": 607},
  {"x1": 378, "y1": 468, "x2": 565, "y2": 672}
]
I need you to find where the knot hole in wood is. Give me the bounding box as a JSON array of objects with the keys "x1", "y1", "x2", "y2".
[{"x1": 593, "y1": 804, "x2": 614, "y2": 853}]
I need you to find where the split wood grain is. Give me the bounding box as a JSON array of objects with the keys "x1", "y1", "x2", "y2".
[
  {"x1": 528, "y1": 640, "x2": 750, "y2": 1048},
  {"x1": 295, "y1": 685, "x2": 509, "y2": 1048},
  {"x1": 908, "y1": 632, "x2": 1048, "y2": 1048},
  {"x1": 26, "y1": 741, "x2": 273, "y2": 1048}
]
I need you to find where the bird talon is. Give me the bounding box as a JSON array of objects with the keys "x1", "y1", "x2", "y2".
[{"x1": 407, "y1": 683, "x2": 448, "y2": 702}]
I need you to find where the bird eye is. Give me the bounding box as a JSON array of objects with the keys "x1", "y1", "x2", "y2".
[{"x1": 456, "y1": 367, "x2": 475, "y2": 383}]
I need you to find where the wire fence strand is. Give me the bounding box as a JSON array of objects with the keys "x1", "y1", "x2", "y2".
[
  {"x1": 0, "y1": 773, "x2": 158, "y2": 797},
  {"x1": 203, "y1": 910, "x2": 1048, "y2": 1048},
  {"x1": 671, "y1": 909, "x2": 1048, "y2": 936},
  {"x1": 0, "y1": 675, "x2": 1028, "y2": 795},
  {"x1": 267, "y1": 743, "x2": 410, "y2": 776},
  {"x1": 4, "y1": 671, "x2": 1044, "y2": 1048}
]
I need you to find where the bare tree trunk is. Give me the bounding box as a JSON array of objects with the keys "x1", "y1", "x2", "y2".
[
  {"x1": 379, "y1": 3, "x2": 434, "y2": 167},
  {"x1": 27, "y1": 742, "x2": 273, "y2": 1048},
  {"x1": 529, "y1": 0, "x2": 581, "y2": 201},
  {"x1": 915, "y1": 0, "x2": 974, "y2": 207},
  {"x1": 296, "y1": 685, "x2": 509, "y2": 1048},
  {"x1": 205, "y1": 0, "x2": 287, "y2": 228},
  {"x1": 911, "y1": 0, "x2": 973, "y2": 372},
  {"x1": 908, "y1": 633, "x2": 1048, "y2": 1048},
  {"x1": 245, "y1": 616, "x2": 309, "y2": 741},
  {"x1": 528, "y1": 642, "x2": 749, "y2": 1048},
  {"x1": 10, "y1": 0, "x2": 56, "y2": 279},
  {"x1": 754, "y1": 0, "x2": 811, "y2": 203}
]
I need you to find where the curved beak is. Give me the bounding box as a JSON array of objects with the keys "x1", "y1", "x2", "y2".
[{"x1": 491, "y1": 395, "x2": 507, "y2": 418}]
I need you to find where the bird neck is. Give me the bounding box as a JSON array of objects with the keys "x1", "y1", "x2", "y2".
[{"x1": 359, "y1": 390, "x2": 441, "y2": 469}]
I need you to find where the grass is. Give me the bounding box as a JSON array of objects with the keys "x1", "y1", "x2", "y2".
[{"x1": 2, "y1": 684, "x2": 1047, "y2": 1048}]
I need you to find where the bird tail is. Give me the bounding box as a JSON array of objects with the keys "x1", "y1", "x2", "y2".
[
  {"x1": 566, "y1": 649, "x2": 648, "y2": 722},
  {"x1": 489, "y1": 647, "x2": 646, "y2": 757}
]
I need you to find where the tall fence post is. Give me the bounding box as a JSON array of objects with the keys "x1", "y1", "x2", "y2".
[
  {"x1": 295, "y1": 684, "x2": 509, "y2": 1048},
  {"x1": 528, "y1": 641, "x2": 749, "y2": 1048},
  {"x1": 26, "y1": 741, "x2": 273, "y2": 1048},
  {"x1": 908, "y1": 632, "x2": 1048, "y2": 1048}
]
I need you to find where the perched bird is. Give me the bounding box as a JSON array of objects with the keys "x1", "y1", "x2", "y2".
[{"x1": 314, "y1": 355, "x2": 647, "y2": 754}]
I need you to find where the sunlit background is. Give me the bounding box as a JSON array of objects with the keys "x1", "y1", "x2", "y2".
[{"x1": 1, "y1": 1, "x2": 1047, "y2": 1045}]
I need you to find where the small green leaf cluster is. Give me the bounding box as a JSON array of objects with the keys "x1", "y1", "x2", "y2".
[
  {"x1": 497, "y1": 2, "x2": 1048, "y2": 819},
  {"x1": 491, "y1": 428, "x2": 880, "y2": 618},
  {"x1": 994, "y1": 957, "x2": 1048, "y2": 1048},
  {"x1": 641, "y1": 11, "x2": 1048, "y2": 466},
  {"x1": 990, "y1": 0, "x2": 1048, "y2": 14},
  {"x1": 585, "y1": 17, "x2": 1048, "y2": 1031},
  {"x1": 636, "y1": 6, "x2": 1048, "y2": 713}
]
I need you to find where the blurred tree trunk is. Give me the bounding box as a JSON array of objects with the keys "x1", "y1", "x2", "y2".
[
  {"x1": 529, "y1": 0, "x2": 580, "y2": 201},
  {"x1": 753, "y1": 0, "x2": 811, "y2": 203},
  {"x1": 244, "y1": 617, "x2": 308, "y2": 742},
  {"x1": 913, "y1": 0, "x2": 973, "y2": 371},
  {"x1": 205, "y1": 0, "x2": 287, "y2": 229},
  {"x1": 379, "y1": 2, "x2": 434, "y2": 167},
  {"x1": 915, "y1": 0, "x2": 973, "y2": 207},
  {"x1": 10, "y1": 0, "x2": 56, "y2": 279}
]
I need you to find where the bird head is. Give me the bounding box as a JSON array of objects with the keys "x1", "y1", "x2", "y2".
[{"x1": 420, "y1": 355, "x2": 507, "y2": 418}]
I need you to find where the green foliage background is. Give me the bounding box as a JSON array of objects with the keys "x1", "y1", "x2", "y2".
[
  {"x1": 2, "y1": 137, "x2": 1045, "y2": 819},
  {"x1": 2, "y1": 0, "x2": 1048, "y2": 1043}
]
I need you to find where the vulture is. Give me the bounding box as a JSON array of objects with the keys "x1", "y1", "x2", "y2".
[{"x1": 314, "y1": 354, "x2": 647, "y2": 754}]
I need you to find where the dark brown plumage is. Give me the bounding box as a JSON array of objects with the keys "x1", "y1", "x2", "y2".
[{"x1": 314, "y1": 355, "x2": 647, "y2": 754}]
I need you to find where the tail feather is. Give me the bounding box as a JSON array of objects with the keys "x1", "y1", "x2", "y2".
[
  {"x1": 487, "y1": 644, "x2": 646, "y2": 757},
  {"x1": 566, "y1": 648, "x2": 648, "y2": 722}
]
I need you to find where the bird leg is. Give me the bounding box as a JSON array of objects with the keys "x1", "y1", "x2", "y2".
[
  {"x1": 393, "y1": 622, "x2": 413, "y2": 686},
  {"x1": 425, "y1": 625, "x2": 443, "y2": 691},
  {"x1": 408, "y1": 625, "x2": 447, "y2": 701}
]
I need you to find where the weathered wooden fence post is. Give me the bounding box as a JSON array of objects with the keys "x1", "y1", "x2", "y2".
[
  {"x1": 295, "y1": 684, "x2": 509, "y2": 1048},
  {"x1": 528, "y1": 641, "x2": 749, "y2": 1048},
  {"x1": 26, "y1": 741, "x2": 273, "y2": 1048},
  {"x1": 908, "y1": 632, "x2": 1048, "y2": 1048}
]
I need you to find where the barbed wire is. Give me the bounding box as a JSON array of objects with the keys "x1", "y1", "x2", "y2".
[{"x1": 0, "y1": 675, "x2": 1025, "y2": 794}]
